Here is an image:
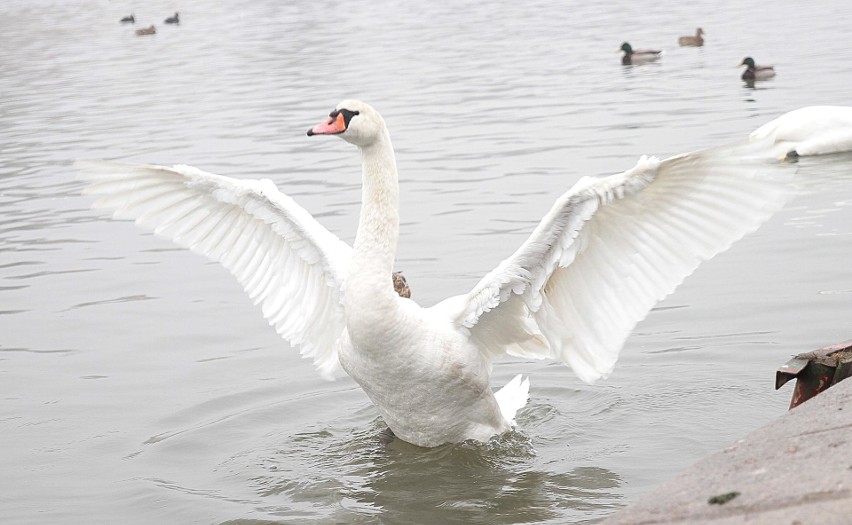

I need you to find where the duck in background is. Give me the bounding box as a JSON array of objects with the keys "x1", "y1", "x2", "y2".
[
  {"x1": 678, "y1": 28, "x2": 704, "y2": 46},
  {"x1": 392, "y1": 272, "x2": 411, "y2": 299},
  {"x1": 165, "y1": 12, "x2": 180, "y2": 24},
  {"x1": 120, "y1": 14, "x2": 135, "y2": 24},
  {"x1": 619, "y1": 42, "x2": 662, "y2": 65},
  {"x1": 739, "y1": 57, "x2": 775, "y2": 81},
  {"x1": 135, "y1": 25, "x2": 156, "y2": 36}
]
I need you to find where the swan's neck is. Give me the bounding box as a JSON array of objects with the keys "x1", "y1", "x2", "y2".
[{"x1": 346, "y1": 131, "x2": 400, "y2": 328}]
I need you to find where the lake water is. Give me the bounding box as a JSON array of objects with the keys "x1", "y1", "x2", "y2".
[{"x1": 2, "y1": 0, "x2": 851, "y2": 523}]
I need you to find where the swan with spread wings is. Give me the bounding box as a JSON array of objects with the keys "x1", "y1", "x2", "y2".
[{"x1": 79, "y1": 100, "x2": 820, "y2": 447}]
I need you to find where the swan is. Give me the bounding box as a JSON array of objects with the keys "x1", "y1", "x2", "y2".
[
  {"x1": 750, "y1": 106, "x2": 852, "y2": 159},
  {"x1": 78, "y1": 100, "x2": 797, "y2": 448},
  {"x1": 739, "y1": 57, "x2": 775, "y2": 81},
  {"x1": 619, "y1": 42, "x2": 662, "y2": 65},
  {"x1": 678, "y1": 28, "x2": 704, "y2": 47}
]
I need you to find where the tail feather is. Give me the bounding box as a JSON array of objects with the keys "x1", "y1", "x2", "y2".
[{"x1": 494, "y1": 374, "x2": 530, "y2": 425}]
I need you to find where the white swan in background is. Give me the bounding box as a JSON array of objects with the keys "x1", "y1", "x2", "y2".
[
  {"x1": 79, "y1": 100, "x2": 802, "y2": 448},
  {"x1": 750, "y1": 106, "x2": 852, "y2": 159}
]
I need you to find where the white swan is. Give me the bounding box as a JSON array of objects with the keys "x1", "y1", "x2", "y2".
[
  {"x1": 750, "y1": 106, "x2": 852, "y2": 159},
  {"x1": 78, "y1": 100, "x2": 798, "y2": 448}
]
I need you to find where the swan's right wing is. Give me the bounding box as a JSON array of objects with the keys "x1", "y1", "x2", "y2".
[
  {"x1": 445, "y1": 138, "x2": 794, "y2": 383},
  {"x1": 77, "y1": 161, "x2": 351, "y2": 379}
]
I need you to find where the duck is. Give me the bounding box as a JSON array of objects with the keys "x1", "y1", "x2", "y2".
[
  {"x1": 120, "y1": 14, "x2": 135, "y2": 24},
  {"x1": 750, "y1": 106, "x2": 852, "y2": 159},
  {"x1": 678, "y1": 28, "x2": 704, "y2": 46},
  {"x1": 165, "y1": 12, "x2": 179, "y2": 24},
  {"x1": 77, "y1": 100, "x2": 798, "y2": 448},
  {"x1": 620, "y1": 42, "x2": 662, "y2": 65},
  {"x1": 392, "y1": 271, "x2": 411, "y2": 299},
  {"x1": 739, "y1": 57, "x2": 775, "y2": 81},
  {"x1": 135, "y1": 25, "x2": 156, "y2": 36}
]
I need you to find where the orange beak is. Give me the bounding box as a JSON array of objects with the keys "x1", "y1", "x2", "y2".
[{"x1": 307, "y1": 113, "x2": 346, "y2": 136}]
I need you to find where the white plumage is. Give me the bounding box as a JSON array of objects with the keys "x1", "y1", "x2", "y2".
[
  {"x1": 78, "y1": 100, "x2": 807, "y2": 447},
  {"x1": 79, "y1": 161, "x2": 351, "y2": 380},
  {"x1": 750, "y1": 106, "x2": 852, "y2": 159}
]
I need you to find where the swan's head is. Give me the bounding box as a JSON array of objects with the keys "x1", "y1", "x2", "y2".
[{"x1": 307, "y1": 100, "x2": 386, "y2": 148}]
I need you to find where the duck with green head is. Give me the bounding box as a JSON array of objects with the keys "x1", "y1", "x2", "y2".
[
  {"x1": 739, "y1": 57, "x2": 775, "y2": 81},
  {"x1": 620, "y1": 42, "x2": 662, "y2": 65}
]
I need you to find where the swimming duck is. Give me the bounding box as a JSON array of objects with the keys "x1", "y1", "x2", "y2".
[
  {"x1": 620, "y1": 42, "x2": 662, "y2": 65},
  {"x1": 678, "y1": 28, "x2": 704, "y2": 46},
  {"x1": 392, "y1": 271, "x2": 411, "y2": 299},
  {"x1": 739, "y1": 57, "x2": 775, "y2": 81},
  {"x1": 120, "y1": 14, "x2": 135, "y2": 24},
  {"x1": 165, "y1": 12, "x2": 179, "y2": 24},
  {"x1": 77, "y1": 100, "x2": 798, "y2": 448},
  {"x1": 135, "y1": 25, "x2": 156, "y2": 36}
]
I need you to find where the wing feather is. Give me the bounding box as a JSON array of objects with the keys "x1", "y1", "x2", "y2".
[
  {"x1": 77, "y1": 160, "x2": 351, "y2": 379},
  {"x1": 449, "y1": 139, "x2": 794, "y2": 384}
]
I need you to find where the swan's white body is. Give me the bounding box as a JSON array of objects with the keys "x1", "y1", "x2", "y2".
[
  {"x1": 750, "y1": 106, "x2": 852, "y2": 158},
  {"x1": 78, "y1": 100, "x2": 823, "y2": 448}
]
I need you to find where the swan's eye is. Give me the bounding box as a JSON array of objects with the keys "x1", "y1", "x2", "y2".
[{"x1": 329, "y1": 109, "x2": 360, "y2": 129}]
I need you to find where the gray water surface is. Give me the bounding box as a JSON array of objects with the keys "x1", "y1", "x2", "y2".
[{"x1": 2, "y1": 0, "x2": 851, "y2": 523}]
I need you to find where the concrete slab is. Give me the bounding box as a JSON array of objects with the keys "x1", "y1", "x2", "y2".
[{"x1": 600, "y1": 378, "x2": 852, "y2": 524}]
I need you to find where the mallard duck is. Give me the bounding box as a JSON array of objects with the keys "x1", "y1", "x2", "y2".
[
  {"x1": 120, "y1": 14, "x2": 135, "y2": 24},
  {"x1": 135, "y1": 25, "x2": 156, "y2": 36},
  {"x1": 739, "y1": 57, "x2": 775, "y2": 81},
  {"x1": 620, "y1": 42, "x2": 662, "y2": 65},
  {"x1": 165, "y1": 12, "x2": 179, "y2": 24},
  {"x1": 678, "y1": 28, "x2": 704, "y2": 46}
]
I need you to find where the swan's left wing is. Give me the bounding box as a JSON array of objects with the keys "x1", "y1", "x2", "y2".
[
  {"x1": 77, "y1": 161, "x2": 351, "y2": 379},
  {"x1": 445, "y1": 138, "x2": 793, "y2": 383}
]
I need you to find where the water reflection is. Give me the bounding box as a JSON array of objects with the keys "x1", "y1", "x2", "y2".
[
  {"x1": 791, "y1": 152, "x2": 852, "y2": 189},
  {"x1": 249, "y1": 422, "x2": 622, "y2": 524}
]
